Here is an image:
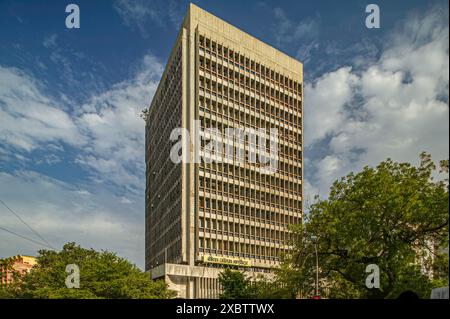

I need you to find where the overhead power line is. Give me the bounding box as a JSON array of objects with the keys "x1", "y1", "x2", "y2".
[
  {"x1": 0, "y1": 225, "x2": 54, "y2": 250},
  {"x1": 0, "y1": 198, "x2": 56, "y2": 250}
]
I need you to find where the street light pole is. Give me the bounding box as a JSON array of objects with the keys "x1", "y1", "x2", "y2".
[
  {"x1": 314, "y1": 241, "x2": 319, "y2": 296},
  {"x1": 311, "y1": 235, "x2": 319, "y2": 297}
]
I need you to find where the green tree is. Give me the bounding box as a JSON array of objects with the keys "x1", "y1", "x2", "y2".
[
  {"x1": 432, "y1": 250, "x2": 449, "y2": 288},
  {"x1": 277, "y1": 153, "x2": 448, "y2": 299},
  {"x1": 218, "y1": 269, "x2": 292, "y2": 299},
  {"x1": 218, "y1": 269, "x2": 256, "y2": 299},
  {"x1": 0, "y1": 287, "x2": 13, "y2": 299},
  {"x1": 8, "y1": 242, "x2": 176, "y2": 299},
  {"x1": 251, "y1": 278, "x2": 293, "y2": 299}
]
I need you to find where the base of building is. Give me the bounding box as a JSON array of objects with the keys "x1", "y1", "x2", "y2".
[{"x1": 150, "y1": 263, "x2": 272, "y2": 299}]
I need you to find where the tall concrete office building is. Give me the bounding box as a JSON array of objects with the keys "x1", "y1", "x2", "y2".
[{"x1": 145, "y1": 4, "x2": 303, "y2": 298}]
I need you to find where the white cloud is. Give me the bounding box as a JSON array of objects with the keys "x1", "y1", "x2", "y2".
[
  {"x1": 0, "y1": 66, "x2": 85, "y2": 152},
  {"x1": 113, "y1": 0, "x2": 185, "y2": 36},
  {"x1": 42, "y1": 34, "x2": 57, "y2": 49},
  {"x1": 0, "y1": 170, "x2": 144, "y2": 266},
  {"x1": 303, "y1": 179, "x2": 320, "y2": 209},
  {"x1": 114, "y1": 0, "x2": 162, "y2": 34},
  {"x1": 120, "y1": 197, "x2": 133, "y2": 204},
  {"x1": 0, "y1": 53, "x2": 162, "y2": 192},
  {"x1": 272, "y1": 7, "x2": 321, "y2": 65},
  {"x1": 0, "y1": 53, "x2": 163, "y2": 266},
  {"x1": 75, "y1": 54, "x2": 163, "y2": 192},
  {"x1": 304, "y1": 67, "x2": 358, "y2": 147},
  {"x1": 273, "y1": 8, "x2": 320, "y2": 43},
  {"x1": 304, "y1": 5, "x2": 449, "y2": 197},
  {"x1": 35, "y1": 154, "x2": 61, "y2": 165}
]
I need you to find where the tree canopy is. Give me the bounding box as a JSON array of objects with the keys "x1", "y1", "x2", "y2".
[
  {"x1": 5, "y1": 242, "x2": 175, "y2": 299},
  {"x1": 281, "y1": 153, "x2": 449, "y2": 298},
  {"x1": 218, "y1": 268, "x2": 287, "y2": 299},
  {"x1": 217, "y1": 153, "x2": 449, "y2": 299},
  {"x1": 218, "y1": 269, "x2": 254, "y2": 299}
]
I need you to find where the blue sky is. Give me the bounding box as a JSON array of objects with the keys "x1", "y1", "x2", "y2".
[{"x1": 0, "y1": 0, "x2": 448, "y2": 268}]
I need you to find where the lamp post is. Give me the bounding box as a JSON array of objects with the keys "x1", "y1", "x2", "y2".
[{"x1": 310, "y1": 235, "x2": 319, "y2": 298}]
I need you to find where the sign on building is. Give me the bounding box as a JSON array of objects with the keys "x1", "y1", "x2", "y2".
[{"x1": 203, "y1": 255, "x2": 252, "y2": 267}]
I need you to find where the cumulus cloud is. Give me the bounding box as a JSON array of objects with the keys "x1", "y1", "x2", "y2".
[
  {"x1": 0, "y1": 53, "x2": 163, "y2": 266},
  {"x1": 0, "y1": 54, "x2": 162, "y2": 191},
  {"x1": 304, "y1": 67, "x2": 358, "y2": 147},
  {"x1": 0, "y1": 66, "x2": 85, "y2": 152},
  {"x1": 74, "y1": 54, "x2": 162, "y2": 193},
  {"x1": 304, "y1": 5, "x2": 449, "y2": 199}
]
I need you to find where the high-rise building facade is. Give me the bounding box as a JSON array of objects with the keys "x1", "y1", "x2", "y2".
[{"x1": 145, "y1": 4, "x2": 303, "y2": 298}]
